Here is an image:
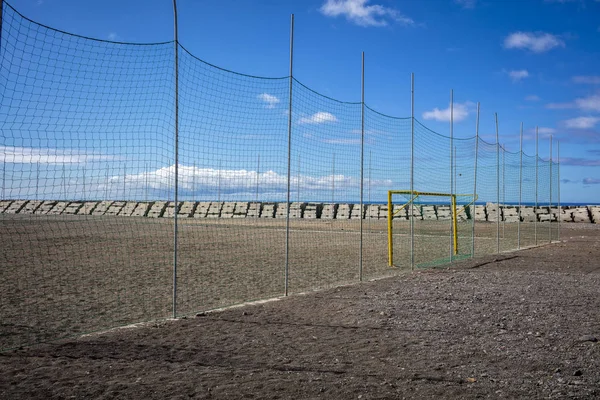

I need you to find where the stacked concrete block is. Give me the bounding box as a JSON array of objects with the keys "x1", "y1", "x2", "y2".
[
  {"x1": 421, "y1": 205, "x2": 437, "y2": 220},
  {"x1": 392, "y1": 205, "x2": 408, "y2": 220},
  {"x1": 105, "y1": 201, "x2": 126, "y2": 216},
  {"x1": 21, "y1": 200, "x2": 43, "y2": 214},
  {"x1": 206, "y1": 202, "x2": 223, "y2": 218},
  {"x1": 350, "y1": 204, "x2": 365, "y2": 219},
  {"x1": 177, "y1": 202, "x2": 196, "y2": 218},
  {"x1": 161, "y1": 202, "x2": 182, "y2": 218},
  {"x1": 130, "y1": 202, "x2": 151, "y2": 217},
  {"x1": 219, "y1": 202, "x2": 236, "y2": 218},
  {"x1": 408, "y1": 204, "x2": 423, "y2": 220},
  {"x1": 91, "y1": 201, "x2": 114, "y2": 216},
  {"x1": 147, "y1": 201, "x2": 167, "y2": 218},
  {"x1": 436, "y1": 205, "x2": 451, "y2": 220},
  {"x1": 473, "y1": 205, "x2": 487, "y2": 221},
  {"x1": 378, "y1": 204, "x2": 390, "y2": 219},
  {"x1": 549, "y1": 207, "x2": 560, "y2": 222},
  {"x1": 570, "y1": 207, "x2": 589, "y2": 223},
  {"x1": 455, "y1": 207, "x2": 469, "y2": 222},
  {"x1": 321, "y1": 203, "x2": 337, "y2": 219},
  {"x1": 77, "y1": 202, "x2": 98, "y2": 215},
  {"x1": 303, "y1": 203, "x2": 322, "y2": 219},
  {"x1": 503, "y1": 206, "x2": 519, "y2": 223},
  {"x1": 276, "y1": 202, "x2": 304, "y2": 218},
  {"x1": 193, "y1": 202, "x2": 211, "y2": 218},
  {"x1": 0, "y1": 200, "x2": 13, "y2": 213},
  {"x1": 233, "y1": 202, "x2": 249, "y2": 218},
  {"x1": 559, "y1": 207, "x2": 574, "y2": 222},
  {"x1": 486, "y1": 203, "x2": 501, "y2": 222},
  {"x1": 47, "y1": 201, "x2": 70, "y2": 215},
  {"x1": 63, "y1": 202, "x2": 84, "y2": 215},
  {"x1": 246, "y1": 202, "x2": 262, "y2": 218},
  {"x1": 335, "y1": 204, "x2": 352, "y2": 219},
  {"x1": 519, "y1": 206, "x2": 536, "y2": 222},
  {"x1": 260, "y1": 203, "x2": 276, "y2": 218},
  {"x1": 538, "y1": 213, "x2": 552, "y2": 222},
  {"x1": 365, "y1": 204, "x2": 379, "y2": 219},
  {"x1": 584, "y1": 206, "x2": 600, "y2": 224},
  {"x1": 118, "y1": 202, "x2": 138, "y2": 216},
  {"x1": 4, "y1": 200, "x2": 29, "y2": 214}
]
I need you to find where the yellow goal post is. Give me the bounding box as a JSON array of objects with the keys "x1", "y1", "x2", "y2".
[{"x1": 387, "y1": 190, "x2": 478, "y2": 267}]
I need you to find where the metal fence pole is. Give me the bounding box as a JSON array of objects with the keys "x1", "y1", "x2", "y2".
[
  {"x1": 535, "y1": 126, "x2": 538, "y2": 245},
  {"x1": 410, "y1": 73, "x2": 414, "y2": 270},
  {"x1": 255, "y1": 155, "x2": 260, "y2": 205},
  {"x1": 172, "y1": 0, "x2": 179, "y2": 319},
  {"x1": 359, "y1": 51, "x2": 365, "y2": 281},
  {"x1": 518, "y1": 122, "x2": 523, "y2": 249},
  {"x1": 284, "y1": 14, "x2": 294, "y2": 296},
  {"x1": 495, "y1": 113, "x2": 500, "y2": 254},
  {"x1": 558, "y1": 141, "x2": 561, "y2": 241},
  {"x1": 450, "y1": 90, "x2": 454, "y2": 262},
  {"x1": 502, "y1": 145, "x2": 505, "y2": 239},
  {"x1": 332, "y1": 153, "x2": 335, "y2": 203},
  {"x1": 549, "y1": 135, "x2": 552, "y2": 243},
  {"x1": 471, "y1": 102, "x2": 479, "y2": 258}
]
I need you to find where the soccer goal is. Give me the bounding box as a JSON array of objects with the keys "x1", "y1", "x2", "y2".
[{"x1": 387, "y1": 190, "x2": 477, "y2": 268}]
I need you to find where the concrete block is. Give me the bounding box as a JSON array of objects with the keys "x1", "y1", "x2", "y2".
[
  {"x1": 118, "y1": 202, "x2": 138, "y2": 216},
  {"x1": 246, "y1": 202, "x2": 262, "y2": 218},
  {"x1": 538, "y1": 214, "x2": 552, "y2": 222},
  {"x1": 21, "y1": 200, "x2": 43, "y2": 214},
  {"x1": 233, "y1": 202, "x2": 249, "y2": 218},
  {"x1": 63, "y1": 202, "x2": 84, "y2": 215},
  {"x1": 260, "y1": 203, "x2": 276, "y2": 218},
  {"x1": 4, "y1": 200, "x2": 29, "y2": 214},
  {"x1": 303, "y1": 203, "x2": 322, "y2": 219},
  {"x1": 105, "y1": 201, "x2": 126, "y2": 216},
  {"x1": 436, "y1": 205, "x2": 451, "y2": 220},
  {"x1": 504, "y1": 216, "x2": 519, "y2": 223},
  {"x1": 0, "y1": 200, "x2": 12, "y2": 213},
  {"x1": 350, "y1": 204, "x2": 365, "y2": 219},
  {"x1": 366, "y1": 205, "x2": 379, "y2": 219},
  {"x1": 378, "y1": 205, "x2": 389, "y2": 219},
  {"x1": 392, "y1": 205, "x2": 408, "y2": 220},
  {"x1": 321, "y1": 203, "x2": 337, "y2": 219},
  {"x1": 193, "y1": 202, "x2": 211, "y2": 218},
  {"x1": 335, "y1": 204, "x2": 351, "y2": 219},
  {"x1": 77, "y1": 202, "x2": 99, "y2": 215},
  {"x1": 147, "y1": 201, "x2": 167, "y2": 218},
  {"x1": 46, "y1": 201, "x2": 69, "y2": 215},
  {"x1": 206, "y1": 202, "x2": 223, "y2": 217},
  {"x1": 178, "y1": 202, "x2": 196, "y2": 217},
  {"x1": 276, "y1": 202, "x2": 304, "y2": 218},
  {"x1": 131, "y1": 202, "x2": 151, "y2": 217},
  {"x1": 559, "y1": 210, "x2": 573, "y2": 222},
  {"x1": 422, "y1": 205, "x2": 437, "y2": 220},
  {"x1": 162, "y1": 201, "x2": 182, "y2": 218},
  {"x1": 92, "y1": 201, "x2": 114, "y2": 216}
]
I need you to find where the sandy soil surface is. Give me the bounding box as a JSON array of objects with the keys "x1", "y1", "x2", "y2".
[{"x1": 0, "y1": 224, "x2": 597, "y2": 399}]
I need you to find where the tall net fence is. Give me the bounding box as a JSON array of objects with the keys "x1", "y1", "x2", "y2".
[{"x1": 0, "y1": 2, "x2": 561, "y2": 350}]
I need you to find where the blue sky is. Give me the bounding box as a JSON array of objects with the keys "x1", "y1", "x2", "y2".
[{"x1": 2, "y1": 0, "x2": 599, "y2": 203}]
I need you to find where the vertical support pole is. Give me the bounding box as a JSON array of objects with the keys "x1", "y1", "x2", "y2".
[
  {"x1": 332, "y1": 153, "x2": 335, "y2": 203},
  {"x1": 518, "y1": 122, "x2": 523, "y2": 249},
  {"x1": 82, "y1": 165, "x2": 85, "y2": 202},
  {"x1": 36, "y1": 162, "x2": 40, "y2": 201},
  {"x1": 255, "y1": 155, "x2": 260, "y2": 206},
  {"x1": 452, "y1": 195, "x2": 458, "y2": 255},
  {"x1": 387, "y1": 190, "x2": 393, "y2": 266},
  {"x1": 471, "y1": 102, "x2": 479, "y2": 258},
  {"x1": 284, "y1": 14, "x2": 294, "y2": 296},
  {"x1": 359, "y1": 51, "x2": 365, "y2": 281},
  {"x1": 1, "y1": 159, "x2": 4, "y2": 200},
  {"x1": 62, "y1": 164, "x2": 66, "y2": 200},
  {"x1": 217, "y1": 160, "x2": 221, "y2": 202},
  {"x1": 549, "y1": 135, "x2": 552, "y2": 243},
  {"x1": 495, "y1": 113, "x2": 500, "y2": 254},
  {"x1": 558, "y1": 141, "x2": 561, "y2": 241},
  {"x1": 172, "y1": 0, "x2": 179, "y2": 319},
  {"x1": 123, "y1": 163, "x2": 126, "y2": 200},
  {"x1": 410, "y1": 73, "x2": 415, "y2": 271},
  {"x1": 502, "y1": 145, "x2": 505, "y2": 239},
  {"x1": 535, "y1": 126, "x2": 538, "y2": 245},
  {"x1": 450, "y1": 89, "x2": 454, "y2": 262},
  {"x1": 144, "y1": 163, "x2": 148, "y2": 202}
]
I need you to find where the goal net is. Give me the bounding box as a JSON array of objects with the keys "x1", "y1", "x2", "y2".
[{"x1": 387, "y1": 190, "x2": 477, "y2": 268}]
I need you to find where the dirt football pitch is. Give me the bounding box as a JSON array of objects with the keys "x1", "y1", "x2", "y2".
[{"x1": 1, "y1": 223, "x2": 599, "y2": 399}]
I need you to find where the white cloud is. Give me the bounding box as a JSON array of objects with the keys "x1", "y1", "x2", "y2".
[
  {"x1": 455, "y1": 0, "x2": 477, "y2": 8},
  {"x1": 0, "y1": 146, "x2": 117, "y2": 164},
  {"x1": 298, "y1": 112, "x2": 338, "y2": 125},
  {"x1": 319, "y1": 0, "x2": 414, "y2": 27},
  {"x1": 562, "y1": 116, "x2": 600, "y2": 129},
  {"x1": 537, "y1": 127, "x2": 557, "y2": 134},
  {"x1": 504, "y1": 32, "x2": 565, "y2": 53},
  {"x1": 257, "y1": 93, "x2": 280, "y2": 109},
  {"x1": 572, "y1": 76, "x2": 600, "y2": 84},
  {"x1": 525, "y1": 95, "x2": 541, "y2": 101},
  {"x1": 583, "y1": 178, "x2": 600, "y2": 185},
  {"x1": 422, "y1": 102, "x2": 471, "y2": 122},
  {"x1": 121, "y1": 164, "x2": 391, "y2": 194},
  {"x1": 546, "y1": 94, "x2": 600, "y2": 112},
  {"x1": 508, "y1": 69, "x2": 530, "y2": 82}
]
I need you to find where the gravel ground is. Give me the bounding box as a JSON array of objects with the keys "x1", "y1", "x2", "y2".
[{"x1": 1, "y1": 224, "x2": 598, "y2": 399}]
